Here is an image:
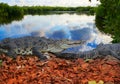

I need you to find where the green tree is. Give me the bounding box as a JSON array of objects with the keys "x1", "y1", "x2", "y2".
[
  {"x1": 0, "y1": 3, "x2": 23, "y2": 24},
  {"x1": 95, "y1": 0, "x2": 120, "y2": 43}
]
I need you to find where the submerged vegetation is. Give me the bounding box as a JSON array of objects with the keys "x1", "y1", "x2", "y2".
[
  {"x1": 95, "y1": 0, "x2": 120, "y2": 43},
  {"x1": 0, "y1": 3, "x2": 95, "y2": 24}
]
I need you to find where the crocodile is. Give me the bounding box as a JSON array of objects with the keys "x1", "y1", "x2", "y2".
[
  {"x1": 55, "y1": 43, "x2": 120, "y2": 60},
  {"x1": 0, "y1": 36, "x2": 85, "y2": 60}
]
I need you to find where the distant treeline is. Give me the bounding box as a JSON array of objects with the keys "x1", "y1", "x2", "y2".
[
  {"x1": 22, "y1": 6, "x2": 95, "y2": 15},
  {"x1": 0, "y1": 3, "x2": 95, "y2": 24},
  {"x1": 0, "y1": 3, "x2": 24, "y2": 24}
]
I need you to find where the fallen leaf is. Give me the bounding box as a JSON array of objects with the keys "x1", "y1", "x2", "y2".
[
  {"x1": 88, "y1": 80, "x2": 97, "y2": 84},
  {"x1": 97, "y1": 80, "x2": 104, "y2": 84}
]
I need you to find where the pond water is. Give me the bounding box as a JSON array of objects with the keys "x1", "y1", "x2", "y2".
[{"x1": 0, "y1": 14, "x2": 112, "y2": 52}]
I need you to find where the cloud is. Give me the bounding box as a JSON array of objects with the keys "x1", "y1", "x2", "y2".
[
  {"x1": 0, "y1": 0, "x2": 100, "y2": 6},
  {"x1": 46, "y1": 30, "x2": 69, "y2": 40},
  {"x1": 70, "y1": 28, "x2": 92, "y2": 40}
]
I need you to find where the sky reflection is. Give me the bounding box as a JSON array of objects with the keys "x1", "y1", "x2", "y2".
[{"x1": 0, "y1": 14, "x2": 112, "y2": 52}]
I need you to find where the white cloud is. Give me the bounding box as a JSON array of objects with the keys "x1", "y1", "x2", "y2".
[{"x1": 0, "y1": 0, "x2": 100, "y2": 7}]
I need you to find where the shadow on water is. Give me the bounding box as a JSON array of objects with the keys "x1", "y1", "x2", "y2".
[
  {"x1": 0, "y1": 15, "x2": 23, "y2": 25},
  {"x1": 0, "y1": 11, "x2": 94, "y2": 25}
]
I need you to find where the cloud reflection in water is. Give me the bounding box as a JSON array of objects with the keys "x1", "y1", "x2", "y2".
[{"x1": 0, "y1": 14, "x2": 112, "y2": 52}]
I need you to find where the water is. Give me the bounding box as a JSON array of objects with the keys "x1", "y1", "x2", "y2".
[{"x1": 0, "y1": 14, "x2": 112, "y2": 52}]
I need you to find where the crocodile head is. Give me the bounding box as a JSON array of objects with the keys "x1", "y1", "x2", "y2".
[{"x1": 46, "y1": 39, "x2": 85, "y2": 53}]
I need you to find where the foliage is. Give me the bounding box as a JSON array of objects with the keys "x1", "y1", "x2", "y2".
[
  {"x1": 95, "y1": 0, "x2": 120, "y2": 43},
  {"x1": 22, "y1": 6, "x2": 95, "y2": 15},
  {"x1": 0, "y1": 3, "x2": 95, "y2": 24},
  {"x1": 76, "y1": 6, "x2": 95, "y2": 15},
  {"x1": 0, "y1": 3, "x2": 24, "y2": 24}
]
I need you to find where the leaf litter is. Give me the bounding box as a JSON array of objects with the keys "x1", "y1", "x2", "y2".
[{"x1": 0, "y1": 54, "x2": 120, "y2": 84}]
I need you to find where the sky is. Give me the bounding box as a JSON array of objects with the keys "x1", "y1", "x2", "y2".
[{"x1": 0, "y1": 0, "x2": 100, "y2": 7}]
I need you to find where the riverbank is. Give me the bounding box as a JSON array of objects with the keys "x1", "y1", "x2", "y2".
[
  {"x1": 0, "y1": 3, "x2": 95, "y2": 24},
  {"x1": 0, "y1": 53, "x2": 120, "y2": 84}
]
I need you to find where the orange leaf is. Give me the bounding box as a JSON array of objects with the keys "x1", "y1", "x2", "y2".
[{"x1": 81, "y1": 63, "x2": 89, "y2": 69}]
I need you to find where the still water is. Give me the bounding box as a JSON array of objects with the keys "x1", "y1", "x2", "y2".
[{"x1": 0, "y1": 14, "x2": 112, "y2": 52}]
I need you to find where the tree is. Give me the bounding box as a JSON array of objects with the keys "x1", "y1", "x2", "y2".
[{"x1": 95, "y1": 0, "x2": 120, "y2": 43}]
